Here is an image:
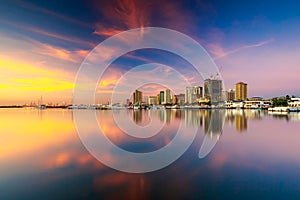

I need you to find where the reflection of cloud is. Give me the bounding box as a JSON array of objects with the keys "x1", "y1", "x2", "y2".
[
  {"x1": 93, "y1": 173, "x2": 146, "y2": 200},
  {"x1": 0, "y1": 110, "x2": 75, "y2": 161},
  {"x1": 45, "y1": 152, "x2": 71, "y2": 168}
]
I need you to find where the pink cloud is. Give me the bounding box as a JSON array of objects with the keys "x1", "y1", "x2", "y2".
[
  {"x1": 207, "y1": 38, "x2": 274, "y2": 60},
  {"x1": 36, "y1": 43, "x2": 89, "y2": 63}
]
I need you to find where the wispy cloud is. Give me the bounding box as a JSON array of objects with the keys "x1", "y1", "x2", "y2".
[
  {"x1": 35, "y1": 43, "x2": 89, "y2": 63},
  {"x1": 93, "y1": 0, "x2": 151, "y2": 37},
  {"x1": 92, "y1": 0, "x2": 198, "y2": 38},
  {"x1": 18, "y1": 0, "x2": 91, "y2": 28},
  {"x1": 0, "y1": 19, "x2": 95, "y2": 47},
  {"x1": 208, "y1": 38, "x2": 274, "y2": 60}
]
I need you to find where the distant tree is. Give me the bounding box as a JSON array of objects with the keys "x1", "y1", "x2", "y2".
[
  {"x1": 272, "y1": 97, "x2": 288, "y2": 107},
  {"x1": 286, "y1": 95, "x2": 290, "y2": 100}
]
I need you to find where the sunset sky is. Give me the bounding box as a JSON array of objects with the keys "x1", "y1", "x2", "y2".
[{"x1": 1, "y1": 0, "x2": 300, "y2": 105}]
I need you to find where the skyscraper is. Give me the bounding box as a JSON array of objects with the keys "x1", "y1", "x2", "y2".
[
  {"x1": 133, "y1": 89, "x2": 142, "y2": 104},
  {"x1": 148, "y1": 96, "x2": 157, "y2": 105},
  {"x1": 159, "y1": 91, "x2": 164, "y2": 105},
  {"x1": 225, "y1": 89, "x2": 235, "y2": 101},
  {"x1": 175, "y1": 94, "x2": 185, "y2": 105},
  {"x1": 163, "y1": 89, "x2": 171, "y2": 104},
  {"x1": 204, "y1": 79, "x2": 222, "y2": 104},
  {"x1": 235, "y1": 82, "x2": 247, "y2": 101},
  {"x1": 185, "y1": 86, "x2": 203, "y2": 104}
]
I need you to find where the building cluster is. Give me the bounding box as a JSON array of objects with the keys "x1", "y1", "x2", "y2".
[
  {"x1": 131, "y1": 78, "x2": 249, "y2": 106},
  {"x1": 225, "y1": 82, "x2": 248, "y2": 101}
]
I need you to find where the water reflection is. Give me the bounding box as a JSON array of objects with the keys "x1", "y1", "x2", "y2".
[
  {"x1": 130, "y1": 109, "x2": 251, "y2": 133},
  {"x1": 1, "y1": 109, "x2": 300, "y2": 199}
]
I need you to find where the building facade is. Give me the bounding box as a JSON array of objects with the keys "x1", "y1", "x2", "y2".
[
  {"x1": 235, "y1": 82, "x2": 247, "y2": 101},
  {"x1": 159, "y1": 91, "x2": 164, "y2": 105},
  {"x1": 175, "y1": 94, "x2": 185, "y2": 105},
  {"x1": 163, "y1": 89, "x2": 171, "y2": 104},
  {"x1": 133, "y1": 89, "x2": 142, "y2": 104},
  {"x1": 148, "y1": 96, "x2": 157, "y2": 105},
  {"x1": 204, "y1": 79, "x2": 223, "y2": 104},
  {"x1": 185, "y1": 86, "x2": 203, "y2": 104},
  {"x1": 225, "y1": 89, "x2": 235, "y2": 101}
]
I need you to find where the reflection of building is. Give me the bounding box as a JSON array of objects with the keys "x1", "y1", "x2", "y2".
[
  {"x1": 225, "y1": 89, "x2": 235, "y2": 101},
  {"x1": 158, "y1": 110, "x2": 171, "y2": 124},
  {"x1": 133, "y1": 90, "x2": 142, "y2": 104},
  {"x1": 235, "y1": 112, "x2": 247, "y2": 132},
  {"x1": 185, "y1": 86, "x2": 203, "y2": 104},
  {"x1": 235, "y1": 82, "x2": 247, "y2": 101},
  {"x1": 204, "y1": 110, "x2": 224, "y2": 134},
  {"x1": 204, "y1": 79, "x2": 222, "y2": 104},
  {"x1": 163, "y1": 89, "x2": 171, "y2": 104},
  {"x1": 148, "y1": 96, "x2": 157, "y2": 105},
  {"x1": 133, "y1": 110, "x2": 142, "y2": 124},
  {"x1": 184, "y1": 110, "x2": 204, "y2": 127}
]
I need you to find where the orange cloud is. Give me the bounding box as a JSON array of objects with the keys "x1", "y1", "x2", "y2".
[
  {"x1": 10, "y1": 77, "x2": 74, "y2": 91},
  {"x1": 36, "y1": 43, "x2": 89, "y2": 63},
  {"x1": 0, "y1": 57, "x2": 74, "y2": 104}
]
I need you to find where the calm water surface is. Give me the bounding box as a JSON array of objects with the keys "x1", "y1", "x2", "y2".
[{"x1": 1, "y1": 108, "x2": 300, "y2": 200}]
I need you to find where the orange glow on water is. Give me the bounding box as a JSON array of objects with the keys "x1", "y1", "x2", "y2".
[{"x1": 0, "y1": 109, "x2": 75, "y2": 160}]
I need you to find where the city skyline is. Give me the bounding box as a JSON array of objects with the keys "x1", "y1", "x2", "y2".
[{"x1": 1, "y1": 0, "x2": 300, "y2": 105}]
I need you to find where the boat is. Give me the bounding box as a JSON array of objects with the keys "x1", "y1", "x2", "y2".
[
  {"x1": 268, "y1": 107, "x2": 289, "y2": 112},
  {"x1": 36, "y1": 96, "x2": 46, "y2": 109},
  {"x1": 36, "y1": 105, "x2": 46, "y2": 109}
]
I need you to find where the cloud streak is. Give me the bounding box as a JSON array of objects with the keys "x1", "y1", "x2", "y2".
[{"x1": 208, "y1": 38, "x2": 274, "y2": 60}]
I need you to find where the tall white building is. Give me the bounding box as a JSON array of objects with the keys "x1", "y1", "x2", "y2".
[{"x1": 185, "y1": 86, "x2": 203, "y2": 104}]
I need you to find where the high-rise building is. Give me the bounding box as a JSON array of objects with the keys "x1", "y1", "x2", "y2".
[
  {"x1": 163, "y1": 89, "x2": 171, "y2": 104},
  {"x1": 235, "y1": 82, "x2": 247, "y2": 101},
  {"x1": 185, "y1": 86, "x2": 203, "y2": 104},
  {"x1": 175, "y1": 94, "x2": 185, "y2": 105},
  {"x1": 148, "y1": 96, "x2": 157, "y2": 105},
  {"x1": 156, "y1": 94, "x2": 160, "y2": 105},
  {"x1": 204, "y1": 79, "x2": 222, "y2": 104},
  {"x1": 171, "y1": 94, "x2": 177, "y2": 104},
  {"x1": 159, "y1": 91, "x2": 164, "y2": 105},
  {"x1": 225, "y1": 89, "x2": 235, "y2": 101},
  {"x1": 133, "y1": 89, "x2": 142, "y2": 104}
]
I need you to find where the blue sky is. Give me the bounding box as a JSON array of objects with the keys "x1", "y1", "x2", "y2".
[{"x1": 0, "y1": 0, "x2": 300, "y2": 104}]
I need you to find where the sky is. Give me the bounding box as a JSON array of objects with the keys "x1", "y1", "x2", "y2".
[{"x1": 0, "y1": 0, "x2": 300, "y2": 105}]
